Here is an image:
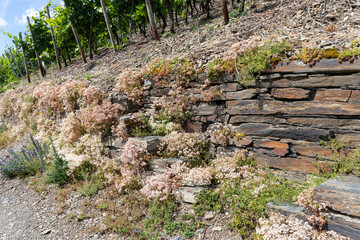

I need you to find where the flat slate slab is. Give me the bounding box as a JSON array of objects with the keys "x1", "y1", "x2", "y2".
[
  {"x1": 314, "y1": 175, "x2": 360, "y2": 218},
  {"x1": 266, "y1": 176, "x2": 360, "y2": 239},
  {"x1": 266, "y1": 203, "x2": 360, "y2": 239},
  {"x1": 128, "y1": 136, "x2": 163, "y2": 154},
  {"x1": 150, "y1": 158, "x2": 186, "y2": 173}
]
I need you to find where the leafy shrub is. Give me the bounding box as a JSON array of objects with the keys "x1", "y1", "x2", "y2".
[
  {"x1": 58, "y1": 79, "x2": 87, "y2": 112},
  {"x1": 45, "y1": 142, "x2": 69, "y2": 187},
  {"x1": 141, "y1": 171, "x2": 181, "y2": 201},
  {"x1": 208, "y1": 123, "x2": 233, "y2": 147},
  {"x1": 318, "y1": 138, "x2": 360, "y2": 177},
  {"x1": 338, "y1": 48, "x2": 360, "y2": 62},
  {"x1": 153, "y1": 88, "x2": 191, "y2": 125},
  {"x1": 71, "y1": 161, "x2": 97, "y2": 181},
  {"x1": 294, "y1": 47, "x2": 324, "y2": 65},
  {"x1": 33, "y1": 82, "x2": 63, "y2": 114},
  {"x1": 144, "y1": 199, "x2": 195, "y2": 238},
  {"x1": 213, "y1": 150, "x2": 251, "y2": 181},
  {"x1": 181, "y1": 165, "x2": 214, "y2": 186},
  {"x1": 131, "y1": 114, "x2": 180, "y2": 137},
  {"x1": 0, "y1": 135, "x2": 48, "y2": 178},
  {"x1": 120, "y1": 139, "x2": 148, "y2": 169},
  {"x1": 82, "y1": 85, "x2": 104, "y2": 105}
]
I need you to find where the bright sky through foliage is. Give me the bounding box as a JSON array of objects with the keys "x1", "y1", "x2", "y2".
[{"x1": 0, "y1": 0, "x2": 63, "y2": 54}]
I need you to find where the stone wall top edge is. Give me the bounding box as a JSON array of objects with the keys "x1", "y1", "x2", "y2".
[{"x1": 262, "y1": 58, "x2": 360, "y2": 75}]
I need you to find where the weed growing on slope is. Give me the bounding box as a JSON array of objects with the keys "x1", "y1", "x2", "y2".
[
  {"x1": 317, "y1": 138, "x2": 360, "y2": 177},
  {"x1": 45, "y1": 141, "x2": 69, "y2": 187}
]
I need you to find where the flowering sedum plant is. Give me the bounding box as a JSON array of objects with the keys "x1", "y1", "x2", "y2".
[
  {"x1": 60, "y1": 112, "x2": 83, "y2": 144},
  {"x1": 79, "y1": 99, "x2": 125, "y2": 135},
  {"x1": 115, "y1": 68, "x2": 145, "y2": 104},
  {"x1": 120, "y1": 139, "x2": 148, "y2": 170},
  {"x1": 159, "y1": 131, "x2": 209, "y2": 164},
  {"x1": 295, "y1": 187, "x2": 328, "y2": 231},
  {"x1": 140, "y1": 171, "x2": 181, "y2": 201}
]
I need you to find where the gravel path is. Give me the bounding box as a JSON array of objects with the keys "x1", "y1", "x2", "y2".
[{"x1": 0, "y1": 178, "x2": 115, "y2": 240}]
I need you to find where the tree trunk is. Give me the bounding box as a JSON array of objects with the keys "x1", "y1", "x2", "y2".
[
  {"x1": 205, "y1": 0, "x2": 211, "y2": 19},
  {"x1": 18, "y1": 33, "x2": 31, "y2": 82},
  {"x1": 158, "y1": 10, "x2": 167, "y2": 33},
  {"x1": 117, "y1": 13, "x2": 123, "y2": 44},
  {"x1": 65, "y1": 45, "x2": 72, "y2": 63},
  {"x1": 145, "y1": 0, "x2": 160, "y2": 40},
  {"x1": 60, "y1": 47, "x2": 68, "y2": 67},
  {"x1": 221, "y1": 0, "x2": 229, "y2": 25},
  {"x1": 193, "y1": 0, "x2": 199, "y2": 12},
  {"x1": 174, "y1": 2, "x2": 178, "y2": 25},
  {"x1": 100, "y1": 0, "x2": 117, "y2": 52},
  {"x1": 166, "y1": 0, "x2": 175, "y2": 33},
  {"x1": 46, "y1": 5, "x2": 62, "y2": 70},
  {"x1": 64, "y1": 2, "x2": 87, "y2": 64},
  {"x1": 29, "y1": 59, "x2": 39, "y2": 77},
  {"x1": 88, "y1": 30, "x2": 93, "y2": 60}
]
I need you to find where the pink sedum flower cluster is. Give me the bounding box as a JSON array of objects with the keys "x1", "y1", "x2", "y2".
[
  {"x1": 120, "y1": 139, "x2": 148, "y2": 169},
  {"x1": 208, "y1": 123, "x2": 233, "y2": 147},
  {"x1": 83, "y1": 85, "x2": 104, "y2": 105},
  {"x1": 295, "y1": 187, "x2": 328, "y2": 231},
  {"x1": 60, "y1": 112, "x2": 83, "y2": 143},
  {"x1": 159, "y1": 131, "x2": 208, "y2": 160},
  {"x1": 213, "y1": 150, "x2": 250, "y2": 181},
  {"x1": 140, "y1": 171, "x2": 181, "y2": 201},
  {"x1": 80, "y1": 99, "x2": 125, "y2": 134},
  {"x1": 115, "y1": 68, "x2": 145, "y2": 104}
]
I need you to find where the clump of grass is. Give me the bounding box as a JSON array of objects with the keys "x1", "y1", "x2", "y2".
[{"x1": 77, "y1": 173, "x2": 104, "y2": 197}]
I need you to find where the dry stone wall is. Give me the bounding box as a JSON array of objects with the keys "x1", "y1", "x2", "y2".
[{"x1": 143, "y1": 59, "x2": 360, "y2": 175}]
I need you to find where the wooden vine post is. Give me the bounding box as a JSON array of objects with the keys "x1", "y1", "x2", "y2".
[
  {"x1": 145, "y1": 0, "x2": 160, "y2": 41},
  {"x1": 100, "y1": 0, "x2": 117, "y2": 52},
  {"x1": 220, "y1": 0, "x2": 229, "y2": 25},
  {"x1": 19, "y1": 32, "x2": 31, "y2": 83},
  {"x1": 8, "y1": 48, "x2": 23, "y2": 78},
  {"x1": 27, "y1": 16, "x2": 46, "y2": 77},
  {"x1": 3, "y1": 53, "x2": 18, "y2": 78},
  {"x1": 46, "y1": 5, "x2": 62, "y2": 70}
]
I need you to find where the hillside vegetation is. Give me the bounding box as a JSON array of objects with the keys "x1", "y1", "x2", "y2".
[{"x1": 0, "y1": 0, "x2": 359, "y2": 239}]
